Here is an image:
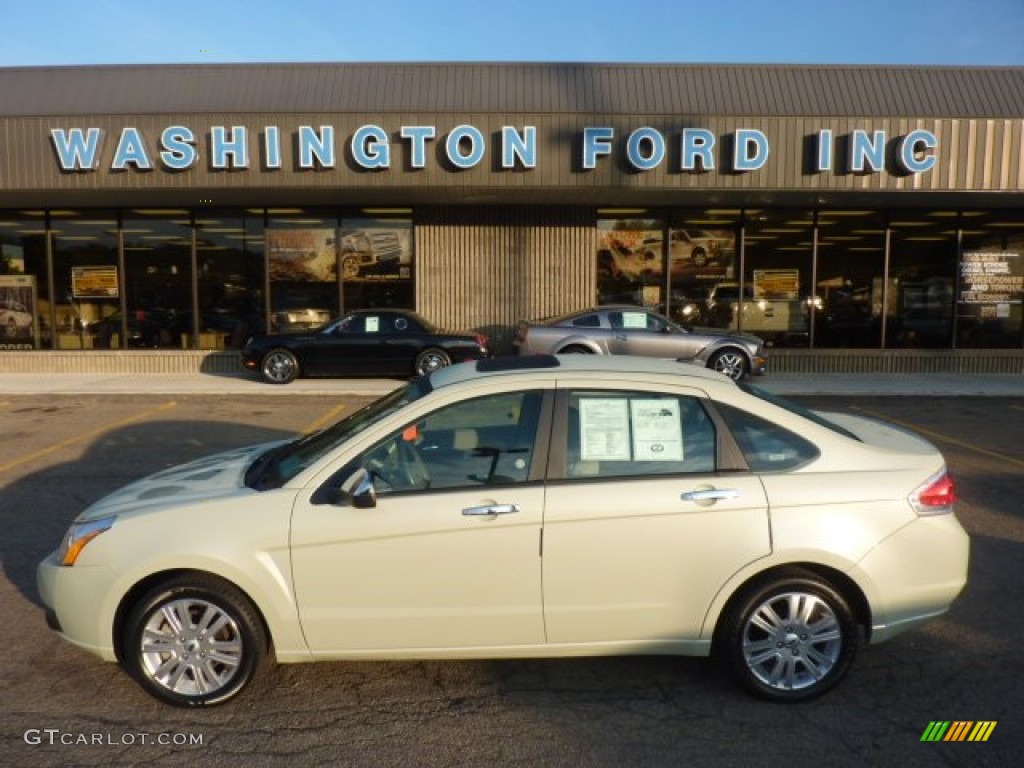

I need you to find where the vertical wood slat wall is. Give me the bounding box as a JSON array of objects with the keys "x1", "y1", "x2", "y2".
[{"x1": 415, "y1": 207, "x2": 594, "y2": 352}]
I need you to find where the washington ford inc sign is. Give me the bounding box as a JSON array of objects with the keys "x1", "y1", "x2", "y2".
[{"x1": 50, "y1": 124, "x2": 939, "y2": 176}]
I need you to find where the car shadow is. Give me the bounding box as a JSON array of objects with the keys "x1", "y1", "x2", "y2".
[{"x1": 1, "y1": 419, "x2": 295, "y2": 609}]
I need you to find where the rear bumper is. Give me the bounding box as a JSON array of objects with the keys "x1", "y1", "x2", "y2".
[{"x1": 751, "y1": 356, "x2": 768, "y2": 376}]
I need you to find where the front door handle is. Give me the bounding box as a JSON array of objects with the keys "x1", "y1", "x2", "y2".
[
  {"x1": 681, "y1": 488, "x2": 740, "y2": 502},
  {"x1": 462, "y1": 503, "x2": 520, "y2": 516}
]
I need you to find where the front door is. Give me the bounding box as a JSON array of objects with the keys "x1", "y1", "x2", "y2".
[{"x1": 290, "y1": 388, "x2": 550, "y2": 654}]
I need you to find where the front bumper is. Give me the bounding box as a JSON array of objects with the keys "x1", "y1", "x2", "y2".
[{"x1": 37, "y1": 551, "x2": 118, "y2": 661}]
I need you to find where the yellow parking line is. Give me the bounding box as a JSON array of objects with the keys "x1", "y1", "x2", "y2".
[
  {"x1": 0, "y1": 401, "x2": 178, "y2": 475},
  {"x1": 851, "y1": 406, "x2": 1024, "y2": 470},
  {"x1": 301, "y1": 403, "x2": 347, "y2": 435}
]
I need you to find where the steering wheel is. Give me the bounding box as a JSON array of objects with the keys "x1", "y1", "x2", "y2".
[{"x1": 398, "y1": 438, "x2": 430, "y2": 489}]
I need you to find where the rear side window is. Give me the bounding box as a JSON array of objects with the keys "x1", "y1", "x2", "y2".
[
  {"x1": 716, "y1": 403, "x2": 819, "y2": 471},
  {"x1": 571, "y1": 314, "x2": 601, "y2": 328},
  {"x1": 565, "y1": 390, "x2": 715, "y2": 479}
]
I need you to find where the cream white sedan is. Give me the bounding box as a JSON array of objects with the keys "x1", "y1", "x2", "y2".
[{"x1": 38, "y1": 356, "x2": 969, "y2": 706}]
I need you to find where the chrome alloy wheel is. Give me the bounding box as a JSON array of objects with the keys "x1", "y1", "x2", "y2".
[
  {"x1": 261, "y1": 349, "x2": 298, "y2": 384},
  {"x1": 741, "y1": 591, "x2": 843, "y2": 692},
  {"x1": 415, "y1": 349, "x2": 451, "y2": 376},
  {"x1": 139, "y1": 597, "x2": 244, "y2": 698},
  {"x1": 710, "y1": 350, "x2": 748, "y2": 381}
]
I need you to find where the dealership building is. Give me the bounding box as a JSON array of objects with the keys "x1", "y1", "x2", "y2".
[{"x1": 0, "y1": 62, "x2": 1022, "y2": 373}]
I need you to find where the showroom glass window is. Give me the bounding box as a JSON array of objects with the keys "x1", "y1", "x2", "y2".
[
  {"x1": 957, "y1": 210, "x2": 1024, "y2": 348},
  {"x1": 596, "y1": 213, "x2": 666, "y2": 310},
  {"x1": 814, "y1": 210, "x2": 887, "y2": 348},
  {"x1": 195, "y1": 210, "x2": 265, "y2": 349},
  {"x1": 340, "y1": 215, "x2": 414, "y2": 312},
  {"x1": 668, "y1": 209, "x2": 739, "y2": 326},
  {"x1": 121, "y1": 210, "x2": 193, "y2": 349},
  {"x1": 50, "y1": 210, "x2": 120, "y2": 350},
  {"x1": 736, "y1": 208, "x2": 813, "y2": 347},
  {"x1": 266, "y1": 209, "x2": 339, "y2": 333},
  {"x1": 886, "y1": 212, "x2": 956, "y2": 348},
  {"x1": 0, "y1": 211, "x2": 49, "y2": 350}
]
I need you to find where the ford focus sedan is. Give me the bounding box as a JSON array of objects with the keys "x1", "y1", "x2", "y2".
[{"x1": 38, "y1": 356, "x2": 968, "y2": 707}]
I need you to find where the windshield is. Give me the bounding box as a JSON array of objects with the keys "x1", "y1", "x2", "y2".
[
  {"x1": 245, "y1": 378, "x2": 432, "y2": 490},
  {"x1": 738, "y1": 382, "x2": 861, "y2": 441}
]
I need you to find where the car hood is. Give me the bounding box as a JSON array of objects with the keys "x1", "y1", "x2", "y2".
[
  {"x1": 76, "y1": 440, "x2": 286, "y2": 522},
  {"x1": 688, "y1": 326, "x2": 764, "y2": 346}
]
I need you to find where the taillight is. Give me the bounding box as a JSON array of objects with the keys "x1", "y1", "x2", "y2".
[
  {"x1": 475, "y1": 333, "x2": 489, "y2": 349},
  {"x1": 910, "y1": 469, "x2": 955, "y2": 516},
  {"x1": 514, "y1": 321, "x2": 528, "y2": 344}
]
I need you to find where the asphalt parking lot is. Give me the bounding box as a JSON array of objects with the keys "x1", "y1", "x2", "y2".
[{"x1": 1, "y1": 393, "x2": 1021, "y2": 767}]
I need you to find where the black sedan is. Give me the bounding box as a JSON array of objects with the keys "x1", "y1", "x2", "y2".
[{"x1": 241, "y1": 309, "x2": 490, "y2": 384}]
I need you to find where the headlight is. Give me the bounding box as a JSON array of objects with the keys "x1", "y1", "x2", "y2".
[{"x1": 57, "y1": 516, "x2": 116, "y2": 566}]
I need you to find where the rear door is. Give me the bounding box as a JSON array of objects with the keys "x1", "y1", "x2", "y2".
[{"x1": 541, "y1": 383, "x2": 770, "y2": 644}]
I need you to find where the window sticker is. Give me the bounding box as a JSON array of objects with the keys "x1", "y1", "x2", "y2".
[
  {"x1": 579, "y1": 398, "x2": 631, "y2": 461},
  {"x1": 365, "y1": 316, "x2": 380, "y2": 333},
  {"x1": 622, "y1": 312, "x2": 648, "y2": 329},
  {"x1": 630, "y1": 399, "x2": 684, "y2": 461}
]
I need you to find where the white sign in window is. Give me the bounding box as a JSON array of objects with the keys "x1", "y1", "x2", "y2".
[
  {"x1": 622, "y1": 312, "x2": 648, "y2": 329},
  {"x1": 365, "y1": 316, "x2": 380, "y2": 333},
  {"x1": 579, "y1": 398, "x2": 631, "y2": 461},
  {"x1": 630, "y1": 399, "x2": 683, "y2": 461}
]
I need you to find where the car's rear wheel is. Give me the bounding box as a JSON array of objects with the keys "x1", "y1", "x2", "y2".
[
  {"x1": 260, "y1": 348, "x2": 299, "y2": 384},
  {"x1": 122, "y1": 575, "x2": 266, "y2": 707},
  {"x1": 414, "y1": 348, "x2": 451, "y2": 376},
  {"x1": 719, "y1": 573, "x2": 859, "y2": 702},
  {"x1": 708, "y1": 349, "x2": 749, "y2": 380},
  {"x1": 559, "y1": 345, "x2": 593, "y2": 354}
]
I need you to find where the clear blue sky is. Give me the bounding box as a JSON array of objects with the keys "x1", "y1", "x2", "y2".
[{"x1": 3, "y1": 0, "x2": 1023, "y2": 67}]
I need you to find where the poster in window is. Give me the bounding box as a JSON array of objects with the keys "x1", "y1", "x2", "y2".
[
  {"x1": 71, "y1": 266, "x2": 119, "y2": 298},
  {"x1": 631, "y1": 399, "x2": 684, "y2": 461},
  {"x1": 578, "y1": 398, "x2": 631, "y2": 461},
  {"x1": 669, "y1": 228, "x2": 735, "y2": 281},
  {"x1": 339, "y1": 227, "x2": 413, "y2": 282},
  {"x1": 597, "y1": 219, "x2": 664, "y2": 286},
  {"x1": 0, "y1": 274, "x2": 39, "y2": 349},
  {"x1": 268, "y1": 229, "x2": 337, "y2": 282}
]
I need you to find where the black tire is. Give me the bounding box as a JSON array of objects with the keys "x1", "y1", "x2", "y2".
[
  {"x1": 558, "y1": 345, "x2": 593, "y2": 354},
  {"x1": 122, "y1": 575, "x2": 267, "y2": 707},
  {"x1": 708, "y1": 348, "x2": 749, "y2": 381},
  {"x1": 260, "y1": 348, "x2": 299, "y2": 384},
  {"x1": 718, "y1": 572, "x2": 859, "y2": 702},
  {"x1": 414, "y1": 347, "x2": 452, "y2": 376},
  {"x1": 692, "y1": 246, "x2": 708, "y2": 267}
]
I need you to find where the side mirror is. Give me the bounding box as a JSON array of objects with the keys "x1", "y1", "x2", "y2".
[
  {"x1": 342, "y1": 467, "x2": 377, "y2": 509},
  {"x1": 313, "y1": 467, "x2": 377, "y2": 507}
]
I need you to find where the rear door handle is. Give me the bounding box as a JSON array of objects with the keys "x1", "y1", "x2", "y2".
[
  {"x1": 681, "y1": 488, "x2": 740, "y2": 502},
  {"x1": 462, "y1": 503, "x2": 520, "y2": 516}
]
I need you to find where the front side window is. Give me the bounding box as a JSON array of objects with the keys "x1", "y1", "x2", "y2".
[
  {"x1": 360, "y1": 390, "x2": 545, "y2": 494},
  {"x1": 565, "y1": 390, "x2": 715, "y2": 479}
]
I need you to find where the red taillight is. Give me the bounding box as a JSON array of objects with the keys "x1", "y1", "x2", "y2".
[
  {"x1": 475, "y1": 333, "x2": 488, "y2": 349},
  {"x1": 910, "y1": 470, "x2": 955, "y2": 516}
]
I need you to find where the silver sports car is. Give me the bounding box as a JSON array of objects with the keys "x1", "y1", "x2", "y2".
[{"x1": 514, "y1": 305, "x2": 767, "y2": 380}]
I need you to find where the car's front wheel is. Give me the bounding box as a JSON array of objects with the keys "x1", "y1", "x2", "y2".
[
  {"x1": 414, "y1": 347, "x2": 451, "y2": 376},
  {"x1": 719, "y1": 573, "x2": 859, "y2": 702},
  {"x1": 708, "y1": 349, "x2": 749, "y2": 380},
  {"x1": 260, "y1": 348, "x2": 299, "y2": 384},
  {"x1": 122, "y1": 575, "x2": 267, "y2": 707}
]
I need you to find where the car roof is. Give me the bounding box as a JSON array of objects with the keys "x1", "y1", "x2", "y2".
[{"x1": 428, "y1": 354, "x2": 733, "y2": 390}]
